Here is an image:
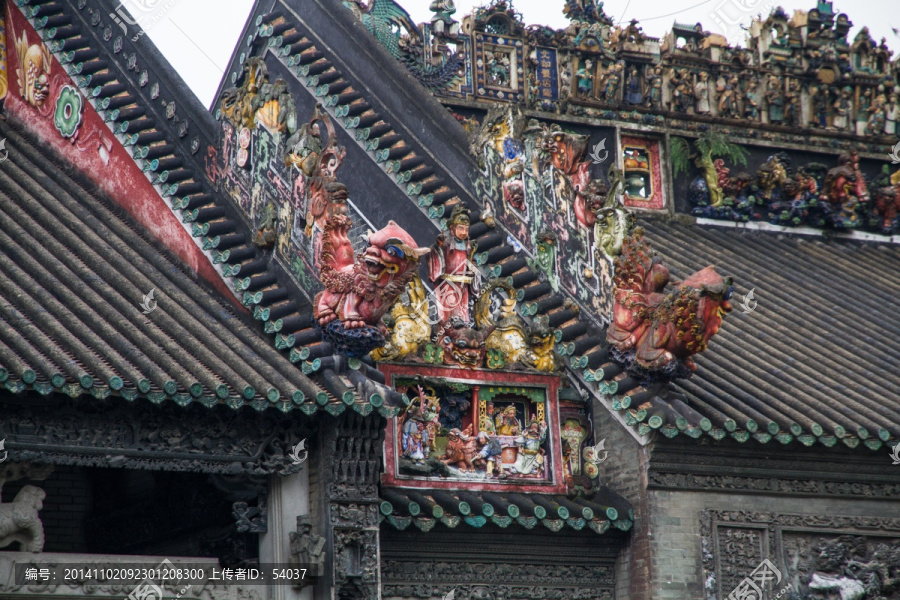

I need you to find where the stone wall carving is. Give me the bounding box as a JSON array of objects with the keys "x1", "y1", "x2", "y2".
[
  {"x1": 329, "y1": 503, "x2": 379, "y2": 529},
  {"x1": 290, "y1": 514, "x2": 326, "y2": 587},
  {"x1": 321, "y1": 412, "x2": 385, "y2": 600},
  {"x1": 0, "y1": 485, "x2": 46, "y2": 552},
  {"x1": 0, "y1": 398, "x2": 313, "y2": 475},
  {"x1": 381, "y1": 559, "x2": 615, "y2": 600},
  {"x1": 232, "y1": 494, "x2": 268, "y2": 533},
  {"x1": 701, "y1": 510, "x2": 900, "y2": 600},
  {"x1": 649, "y1": 470, "x2": 900, "y2": 499}
]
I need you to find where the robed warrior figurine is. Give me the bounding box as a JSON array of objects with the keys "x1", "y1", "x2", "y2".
[{"x1": 428, "y1": 205, "x2": 478, "y2": 324}]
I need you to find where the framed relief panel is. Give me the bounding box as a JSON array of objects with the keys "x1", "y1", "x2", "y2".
[
  {"x1": 621, "y1": 135, "x2": 665, "y2": 210},
  {"x1": 380, "y1": 364, "x2": 566, "y2": 493}
]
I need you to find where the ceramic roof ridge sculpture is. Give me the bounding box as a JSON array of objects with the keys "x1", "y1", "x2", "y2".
[{"x1": 607, "y1": 227, "x2": 733, "y2": 381}]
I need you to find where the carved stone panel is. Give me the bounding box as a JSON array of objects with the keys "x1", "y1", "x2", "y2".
[
  {"x1": 321, "y1": 413, "x2": 385, "y2": 600},
  {"x1": 713, "y1": 525, "x2": 769, "y2": 596},
  {"x1": 701, "y1": 510, "x2": 900, "y2": 600},
  {"x1": 0, "y1": 397, "x2": 313, "y2": 475},
  {"x1": 381, "y1": 559, "x2": 615, "y2": 600}
]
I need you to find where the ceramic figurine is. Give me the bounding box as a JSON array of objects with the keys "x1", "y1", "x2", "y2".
[
  {"x1": 509, "y1": 421, "x2": 548, "y2": 476},
  {"x1": 621, "y1": 19, "x2": 645, "y2": 44},
  {"x1": 669, "y1": 69, "x2": 693, "y2": 113},
  {"x1": 765, "y1": 75, "x2": 785, "y2": 124},
  {"x1": 285, "y1": 120, "x2": 323, "y2": 177},
  {"x1": 625, "y1": 67, "x2": 643, "y2": 105},
  {"x1": 488, "y1": 51, "x2": 512, "y2": 87},
  {"x1": 15, "y1": 32, "x2": 52, "y2": 108},
  {"x1": 253, "y1": 202, "x2": 278, "y2": 249},
  {"x1": 856, "y1": 87, "x2": 872, "y2": 136},
  {"x1": 430, "y1": 0, "x2": 460, "y2": 36},
  {"x1": 474, "y1": 432, "x2": 505, "y2": 478},
  {"x1": 809, "y1": 85, "x2": 829, "y2": 128},
  {"x1": 481, "y1": 402, "x2": 497, "y2": 434},
  {"x1": 315, "y1": 218, "x2": 429, "y2": 355},
  {"x1": 441, "y1": 426, "x2": 476, "y2": 473},
  {"x1": 866, "y1": 91, "x2": 887, "y2": 135},
  {"x1": 743, "y1": 77, "x2": 760, "y2": 120},
  {"x1": 607, "y1": 230, "x2": 733, "y2": 374},
  {"x1": 644, "y1": 66, "x2": 663, "y2": 110},
  {"x1": 600, "y1": 61, "x2": 624, "y2": 103},
  {"x1": 370, "y1": 276, "x2": 432, "y2": 362},
  {"x1": 495, "y1": 405, "x2": 521, "y2": 435},
  {"x1": 576, "y1": 59, "x2": 594, "y2": 97},
  {"x1": 717, "y1": 76, "x2": 739, "y2": 118},
  {"x1": 693, "y1": 71, "x2": 711, "y2": 115},
  {"x1": 832, "y1": 86, "x2": 853, "y2": 132},
  {"x1": 885, "y1": 93, "x2": 899, "y2": 136},
  {"x1": 821, "y1": 152, "x2": 863, "y2": 226},
  {"x1": 428, "y1": 205, "x2": 478, "y2": 324},
  {"x1": 784, "y1": 80, "x2": 801, "y2": 127}
]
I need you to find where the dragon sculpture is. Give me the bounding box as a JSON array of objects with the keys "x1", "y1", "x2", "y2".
[
  {"x1": 315, "y1": 217, "x2": 429, "y2": 356},
  {"x1": 220, "y1": 57, "x2": 268, "y2": 130},
  {"x1": 563, "y1": 0, "x2": 613, "y2": 25},
  {"x1": 606, "y1": 229, "x2": 733, "y2": 378},
  {"x1": 344, "y1": 0, "x2": 465, "y2": 93}
]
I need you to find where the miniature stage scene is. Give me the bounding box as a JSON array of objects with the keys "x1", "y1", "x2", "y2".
[{"x1": 387, "y1": 374, "x2": 560, "y2": 489}]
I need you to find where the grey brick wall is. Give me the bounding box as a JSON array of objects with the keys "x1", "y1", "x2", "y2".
[{"x1": 591, "y1": 398, "x2": 651, "y2": 600}]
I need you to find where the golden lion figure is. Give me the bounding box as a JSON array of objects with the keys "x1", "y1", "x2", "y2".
[
  {"x1": 0, "y1": 485, "x2": 46, "y2": 552},
  {"x1": 371, "y1": 276, "x2": 432, "y2": 362}
]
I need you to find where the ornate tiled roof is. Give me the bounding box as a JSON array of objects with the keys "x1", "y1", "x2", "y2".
[
  {"x1": 7, "y1": 0, "x2": 408, "y2": 414},
  {"x1": 379, "y1": 487, "x2": 633, "y2": 535},
  {"x1": 639, "y1": 217, "x2": 900, "y2": 449},
  {"x1": 212, "y1": 1, "x2": 900, "y2": 453},
  {"x1": 0, "y1": 119, "x2": 395, "y2": 416}
]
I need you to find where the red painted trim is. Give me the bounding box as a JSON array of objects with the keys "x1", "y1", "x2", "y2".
[
  {"x1": 380, "y1": 363, "x2": 567, "y2": 494},
  {"x1": 5, "y1": 6, "x2": 241, "y2": 310}
]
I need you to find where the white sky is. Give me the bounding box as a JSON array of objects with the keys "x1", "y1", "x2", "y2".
[{"x1": 143, "y1": 0, "x2": 900, "y2": 109}]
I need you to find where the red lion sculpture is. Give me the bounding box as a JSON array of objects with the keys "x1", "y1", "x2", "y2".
[
  {"x1": 315, "y1": 216, "x2": 429, "y2": 355},
  {"x1": 607, "y1": 229, "x2": 733, "y2": 374}
]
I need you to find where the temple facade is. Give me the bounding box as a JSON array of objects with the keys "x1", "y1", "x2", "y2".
[{"x1": 0, "y1": 0, "x2": 898, "y2": 599}]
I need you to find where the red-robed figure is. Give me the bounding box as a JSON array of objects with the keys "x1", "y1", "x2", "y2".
[{"x1": 428, "y1": 205, "x2": 478, "y2": 324}]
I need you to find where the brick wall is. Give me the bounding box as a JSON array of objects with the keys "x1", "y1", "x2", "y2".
[{"x1": 591, "y1": 398, "x2": 651, "y2": 600}]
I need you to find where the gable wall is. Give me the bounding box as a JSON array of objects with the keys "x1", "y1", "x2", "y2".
[{"x1": 4, "y1": 4, "x2": 233, "y2": 302}]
